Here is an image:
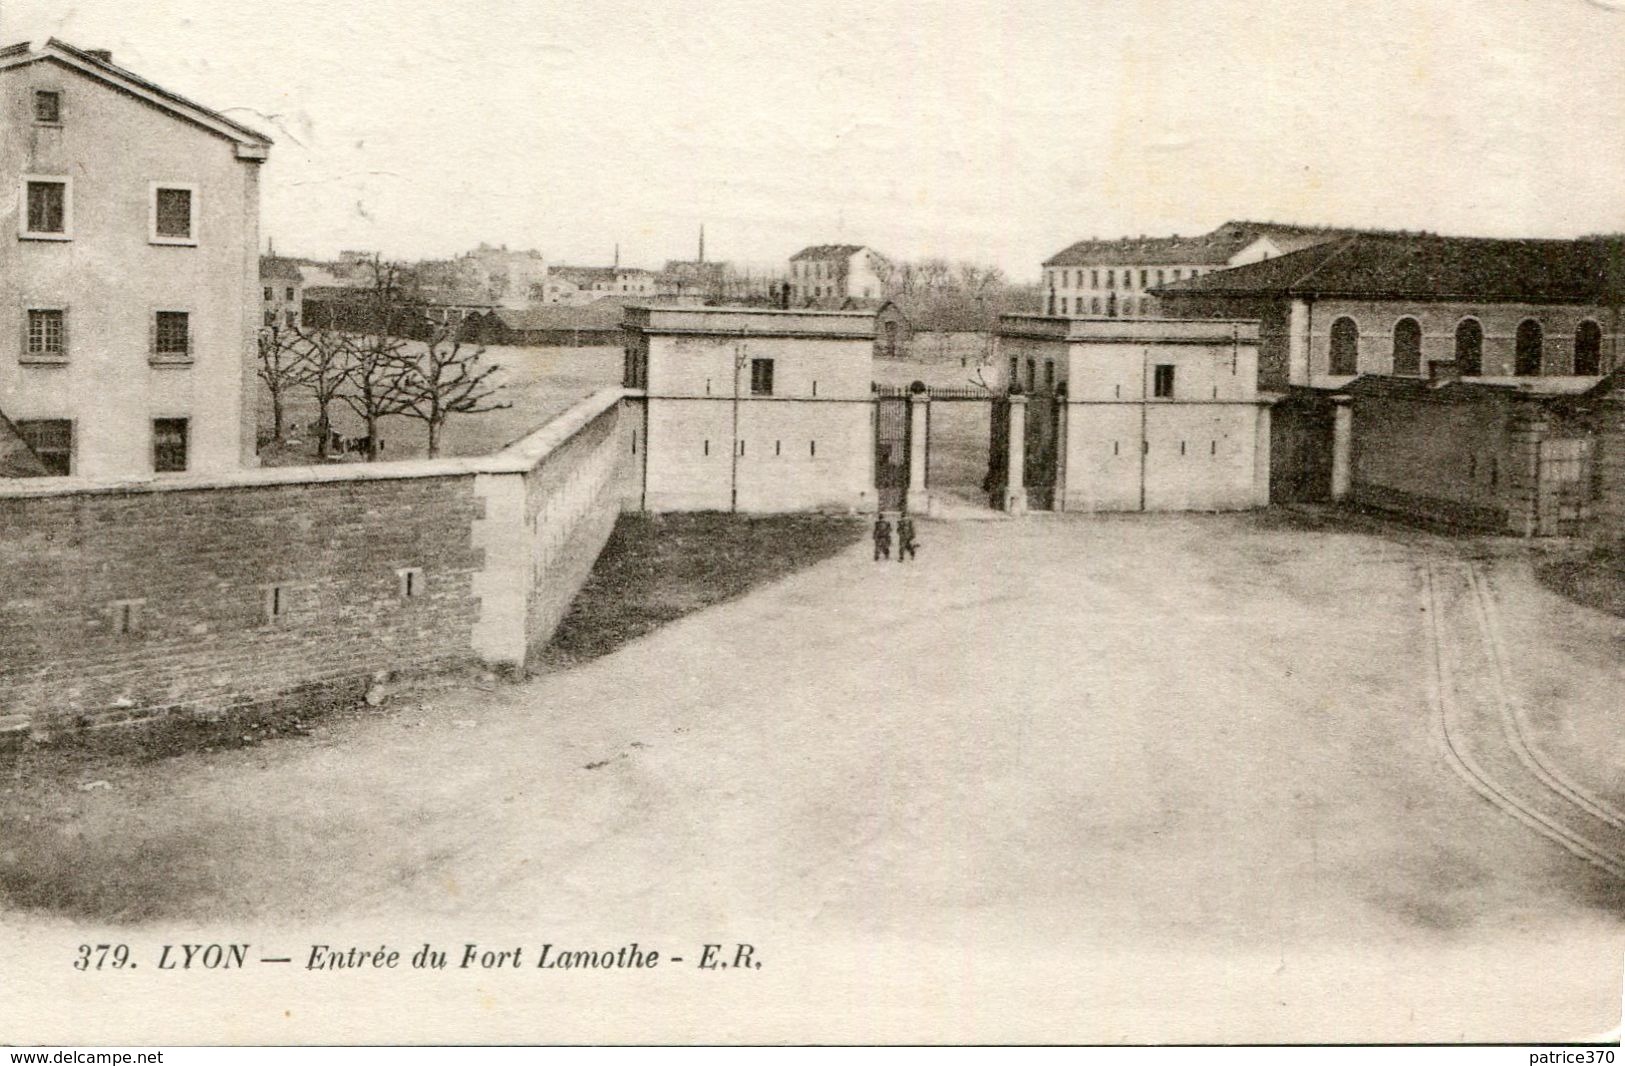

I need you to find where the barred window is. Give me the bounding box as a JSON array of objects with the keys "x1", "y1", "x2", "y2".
[
  {"x1": 153, "y1": 418, "x2": 188, "y2": 472},
  {"x1": 27, "y1": 309, "x2": 65, "y2": 355},
  {"x1": 155, "y1": 312, "x2": 190, "y2": 356}
]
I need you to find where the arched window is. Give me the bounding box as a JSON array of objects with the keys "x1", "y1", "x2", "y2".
[
  {"x1": 1392, "y1": 317, "x2": 1422, "y2": 376},
  {"x1": 1329, "y1": 317, "x2": 1359, "y2": 376},
  {"x1": 1455, "y1": 319, "x2": 1483, "y2": 376},
  {"x1": 1575, "y1": 320, "x2": 1602, "y2": 376},
  {"x1": 1515, "y1": 319, "x2": 1543, "y2": 376}
]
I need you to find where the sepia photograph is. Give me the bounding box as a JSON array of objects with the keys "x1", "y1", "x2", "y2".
[{"x1": 0, "y1": 0, "x2": 1622, "y2": 1049}]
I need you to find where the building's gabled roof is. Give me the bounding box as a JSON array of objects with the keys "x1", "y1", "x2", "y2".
[
  {"x1": 790, "y1": 244, "x2": 874, "y2": 262},
  {"x1": 1150, "y1": 233, "x2": 1625, "y2": 304},
  {"x1": 259, "y1": 256, "x2": 304, "y2": 282},
  {"x1": 0, "y1": 38, "x2": 272, "y2": 154}
]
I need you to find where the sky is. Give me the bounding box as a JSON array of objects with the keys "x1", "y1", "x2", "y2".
[{"x1": 5, "y1": 0, "x2": 1625, "y2": 277}]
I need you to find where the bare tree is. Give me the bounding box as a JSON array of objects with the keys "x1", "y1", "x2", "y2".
[
  {"x1": 295, "y1": 327, "x2": 348, "y2": 457},
  {"x1": 396, "y1": 320, "x2": 511, "y2": 457},
  {"x1": 256, "y1": 325, "x2": 309, "y2": 443},
  {"x1": 338, "y1": 255, "x2": 416, "y2": 461}
]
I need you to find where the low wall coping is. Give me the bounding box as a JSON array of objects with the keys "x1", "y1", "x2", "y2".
[{"x1": 0, "y1": 388, "x2": 638, "y2": 501}]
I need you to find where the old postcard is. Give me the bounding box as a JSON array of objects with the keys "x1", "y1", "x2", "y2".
[{"x1": 1, "y1": 0, "x2": 1622, "y2": 1048}]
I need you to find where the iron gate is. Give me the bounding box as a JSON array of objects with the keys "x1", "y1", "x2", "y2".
[
  {"x1": 1024, "y1": 388, "x2": 1060, "y2": 510},
  {"x1": 874, "y1": 395, "x2": 910, "y2": 512}
]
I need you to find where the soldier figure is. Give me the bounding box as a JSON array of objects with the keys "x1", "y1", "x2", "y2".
[
  {"x1": 896, "y1": 514, "x2": 918, "y2": 563},
  {"x1": 873, "y1": 514, "x2": 893, "y2": 562}
]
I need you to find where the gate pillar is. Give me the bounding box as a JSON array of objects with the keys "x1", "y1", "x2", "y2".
[
  {"x1": 1004, "y1": 392, "x2": 1028, "y2": 514},
  {"x1": 1330, "y1": 394, "x2": 1353, "y2": 501},
  {"x1": 1052, "y1": 387, "x2": 1069, "y2": 512},
  {"x1": 906, "y1": 388, "x2": 931, "y2": 515}
]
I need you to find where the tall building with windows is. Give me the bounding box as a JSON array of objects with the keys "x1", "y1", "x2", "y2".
[
  {"x1": 260, "y1": 256, "x2": 304, "y2": 330},
  {"x1": 1040, "y1": 221, "x2": 1359, "y2": 319},
  {"x1": 1, "y1": 39, "x2": 271, "y2": 477}
]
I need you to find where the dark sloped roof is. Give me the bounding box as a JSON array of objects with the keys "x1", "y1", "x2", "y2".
[
  {"x1": 259, "y1": 256, "x2": 304, "y2": 281},
  {"x1": 1342, "y1": 372, "x2": 1606, "y2": 405},
  {"x1": 790, "y1": 244, "x2": 871, "y2": 261},
  {"x1": 1043, "y1": 220, "x2": 1385, "y2": 268},
  {"x1": 1151, "y1": 234, "x2": 1625, "y2": 304},
  {"x1": 494, "y1": 300, "x2": 627, "y2": 332}
]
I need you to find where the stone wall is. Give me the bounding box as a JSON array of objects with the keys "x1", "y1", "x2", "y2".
[
  {"x1": 0, "y1": 389, "x2": 633, "y2": 735},
  {"x1": 1591, "y1": 389, "x2": 1625, "y2": 545}
]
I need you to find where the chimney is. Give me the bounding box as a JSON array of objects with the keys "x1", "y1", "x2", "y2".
[
  {"x1": 87, "y1": 49, "x2": 113, "y2": 63},
  {"x1": 1427, "y1": 360, "x2": 1460, "y2": 387}
]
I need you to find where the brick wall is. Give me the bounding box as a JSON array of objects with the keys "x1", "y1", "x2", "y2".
[{"x1": 0, "y1": 389, "x2": 634, "y2": 734}]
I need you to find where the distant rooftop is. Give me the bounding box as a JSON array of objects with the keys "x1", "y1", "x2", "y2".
[
  {"x1": 1042, "y1": 220, "x2": 1402, "y2": 268},
  {"x1": 789, "y1": 244, "x2": 876, "y2": 262},
  {"x1": 1151, "y1": 233, "x2": 1625, "y2": 304},
  {"x1": 624, "y1": 305, "x2": 878, "y2": 338}
]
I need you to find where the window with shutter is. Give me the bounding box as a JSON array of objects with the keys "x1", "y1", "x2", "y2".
[
  {"x1": 21, "y1": 178, "x2": 70, "y2": 238},
  {"x1": 150, "y1": 184, "x2": 197, "y2": 244},
  {"x1": 33, "y1": 90, "x2": 62, "y2": 124}
]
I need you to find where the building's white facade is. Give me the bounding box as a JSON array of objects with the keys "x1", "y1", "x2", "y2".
[
  {"x1": 0, "y1": 39, "x2": 270, "y2": 477},
  {"x1": 998, "y1": 317, "x2": 1271, "y2": 512},
  {"x1": 1042, "y1": 262, "x2": 1219, "y2": 319},
  {"x1": 624, "y1": 307, "x2": 876, "y2": 513},
  {"x1": 788, "y1": 245, "x2": 888, "y2": 304}
]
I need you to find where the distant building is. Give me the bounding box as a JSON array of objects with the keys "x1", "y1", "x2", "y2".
[
  {"x1": 1040, "y1": 221, "x2": 1361, "y2": 319},
  {"x1": 0, "y1": 39, "x2": 271, "y2": 477},
  {"x1": 476, "y1": 299, "x2": 629, "y2": 347},
  {"x1": 465, "y1": 243, "x2": 546, "y2": 309},
  {"x1": 788, "y1": 244, "x2": 888, "y2": 304},
  {"x1": 622, "y1": 306, "x2": 876, "y2": 512},
  {"x1": 260, "y1": 256, "x2": 304, "y2": 330},
  {"x1": 1151, "y1": 233, "x2": 1625, "y2": 390},
  {"x1": 550, "y1": 265, "x2": 656, "y2": 303}
]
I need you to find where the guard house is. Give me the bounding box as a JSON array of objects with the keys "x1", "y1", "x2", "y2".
[
  {"x1": 622, "y1": 306, "x2": 876, "y2": 513},
  {"x1": 995, "y1": 317, "x2": 1271, "y2": 512}
]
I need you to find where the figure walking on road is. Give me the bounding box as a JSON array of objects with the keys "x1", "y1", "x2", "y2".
[
  {"x1": 873, "y1": 514, "x2": 893, "y2": 562},
  {"x1": 896, "y1": 514, "x2": 918, "y2": 563}
]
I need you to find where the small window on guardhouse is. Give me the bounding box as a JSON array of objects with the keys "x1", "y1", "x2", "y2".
[
  {"x1": 1153, "y1": 364, "x2": 1175, "y2": 398},
  {"x1": 34, "y1": 90, "x2": 62, "y2": 124},
  {"x1": 396, "y1": 567, "x2": 424, "y2": 600},
  {"x1": 750, "y1": 358, "x2": 774, "y2": 396}
]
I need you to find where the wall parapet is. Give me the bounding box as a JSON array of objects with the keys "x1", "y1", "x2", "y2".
[
  {"x1": 0, "y1": 390, "x2": 638, "y2": 734},
  {"x1": 0, "y1": 388, "x2": 636, "y2": 502}
]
